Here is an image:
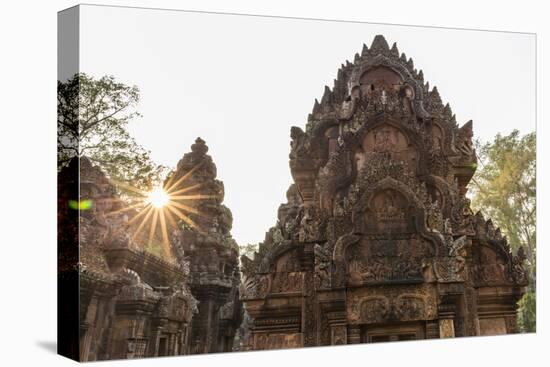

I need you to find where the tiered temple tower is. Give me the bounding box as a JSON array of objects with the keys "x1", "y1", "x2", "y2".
[
  {"x1": 240, "y1": 35, "x2": 528, "y2": 349},
  {"x1": 168, "y1": 138, "x2": 243, "y2": 354},
  {"x1": 59, "y1": 157, "x2": 197, "y2": 361}
]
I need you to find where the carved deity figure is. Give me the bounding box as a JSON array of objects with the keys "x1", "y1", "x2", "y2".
[
  {"x1": 373, "y1": 127, "x2": 397, "y2": 153},
  {"x1": 298, "y1": 207, "x2": 319, "y2": 243},
  {"x1": 314, "y1": 243, "x2": 331, "y2": 289}
]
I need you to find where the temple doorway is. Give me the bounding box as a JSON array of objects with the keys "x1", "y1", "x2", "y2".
[{"x1": 362, "y1": 322, "x2": 425, "y2": 343}]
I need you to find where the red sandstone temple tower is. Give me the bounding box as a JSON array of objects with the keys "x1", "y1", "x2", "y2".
[
  {"x1": 59, "y1": 157, "x2": 197, "y2": 361},
  {"x1": 168, "y1": 138, "x2": 243, "y2": 354},
  {"x1": 240, "y1": 35, "x2": 528, "y2": 349}
]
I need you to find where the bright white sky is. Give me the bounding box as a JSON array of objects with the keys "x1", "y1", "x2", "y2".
[{"x1": 79, "y1": 5, "x2": 535, "y2": 247}]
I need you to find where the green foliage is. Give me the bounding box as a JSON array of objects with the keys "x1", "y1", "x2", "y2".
[
  {"x1": 470, "y1": 130, "x2": 536, "y2": 332},
  {"x1": 57, "y1": 73, "x2": 166, "y2": 197},
  {"x1": 517, "y1": 287, "x2": 536, "y2": 332},
  {"x1": 239, "y1": 243, "x2": 258, "y2": 259}
]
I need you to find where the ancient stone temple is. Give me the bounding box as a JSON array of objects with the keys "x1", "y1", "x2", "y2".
[
  {"x1": 168, "y1": 138, "x2": 243, "y2": 354},
  {"x1": 58, "y1": 157, "x2": 197, "y2": 361},
  {"x1": 240, "y1": 35, "x2": 528, "y2": 349}
]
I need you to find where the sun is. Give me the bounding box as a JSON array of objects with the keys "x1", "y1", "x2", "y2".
[
  {"x1": 147, "y1": 186, "x2": 170, "y2": 208},
  {"x1": 105, "y1": 161, "x2": 217, "y2": 258}
]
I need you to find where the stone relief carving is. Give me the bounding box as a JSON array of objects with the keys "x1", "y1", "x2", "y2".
[
  {"x1": 240, "y1": 34, "x2": 527, "y2": 350},
  {"x1": 314, "y1": 243, "x2": 332, "y2": 289},
  {"x1": 298, "y1": 207, "x2": 321, "y2": 243},
  {"x1": 348, "y1": 285, "x2": 437, "y2": 324},
  {"x1": 271, "y1": 272, "x2": 303, "y2": 294},
  {"x1": 330, "y1": 325, "x2": 347, "y2": 345},
  {"x1": 240, "y1": 274, "x2": 271, "y2": 300},
  {"x1": 254, "y1": 333, "x2": 303, "y2": 350}
]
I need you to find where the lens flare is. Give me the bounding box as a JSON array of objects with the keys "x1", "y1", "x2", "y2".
[
  {"x1": 106, "y1": 163, "x2": 214, "y2": 259},
  {"x1": 147, "y1": 187, "x2": 169, "y2": 208}
]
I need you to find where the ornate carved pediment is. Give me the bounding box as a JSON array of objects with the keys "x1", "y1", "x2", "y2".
[
  {"x1": 348, "y1": 285, "x2": 437, "y2": 324},
  {"x1": 365, "y1": 189, "x2": 413, "y2": 232},
  {"x1": 271, "y1": 272, "x2": 303, "y2": 294},
  {"x1": 352, "y1": 177, "x2": 427, "y2": 234},
  {"x1": 357, "y1": 123, "x2": 418, "y2": 175},
  {"x1": 241, "y1": 248, "x2": 305, "y2": 299},
  {"x1": 240, "y1": 34, "x2": 527, "y2": 349},
  {"x1": 345, "y1": 235, "x2": 433, "y2": 285},
  {"x1": 240, "y1": 273, "x2": 271, "y2": 300}
]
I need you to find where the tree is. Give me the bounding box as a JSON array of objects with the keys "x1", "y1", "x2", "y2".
[
  {"x1": 239, "y1": 243, "x2": 258, "y2": 260},
  {"x1": 58, "y1": 73, "x2": 165, "y2": 195},
  {"x1": 470, "y1": 130, "x2": 536, "y2": 332}
]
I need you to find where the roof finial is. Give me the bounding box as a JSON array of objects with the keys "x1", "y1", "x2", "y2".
[
  {"x1": 443, "y1": 103, "x2": 453, "y2": 118},
  {"x1": 313, "y1": 99, "x2": 320, "y2": 114},
  {"x1": 390, "y1": 42, "x2": 399, "y2": 57},
  {"x1": 191, "y1": 137, "x2": 208, "y2": 156},
  {"x1": 407, "y1": 57, "x2": 414, "y2": 70},
  {"x1": 370, "y1": 35, "x2": 390, "y2": 53},
  {"x1": 321, "y1": 86, "x2": 332, "y2": 105},
  {"x1": 418, "y1": 70, "x2": 424, "y2": 84},
  {"x1": 361, "y1": 43, "x2": 369, "y2": 56}
]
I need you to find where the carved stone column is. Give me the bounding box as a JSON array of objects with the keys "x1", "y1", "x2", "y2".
[
  {"x1": 438, "y1": 318, "x2": 455, "y2": 338},
  {"x1": 301, "y1": 243, "x2": 317, "y2": 346},
  {"x1": 438, "y1": 294, "x2": 458, "y2": 338},
  {"x1": 147, "y1": 319, "x2": 165, "y2": 357},
  {"x1": 425, "y1": 320, "x2": 440, "y2": 339},
  {"x1": 347, "y1": 325, "x2": 361, "y2": 344},
  {"x1": 79, "y1": 295, "x2": 99, "y2": 361},
  {"x1": 505, "y1": 315, "x2": 519, "y2": 334}
]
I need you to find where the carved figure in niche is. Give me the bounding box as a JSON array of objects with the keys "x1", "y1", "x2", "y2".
[
  {"x1": 373, "y1": 127, "x2": 397, "y2": 153},
  {"x1": 383, "y1": 194, "x2": 400, "y2": 220},
  {"x1": 314, "y1": 243, "x2": 332, "y2": 289},
  {"x1": 361, "y1": 124, "x2": 417, "y2": 173},
  {"x1": 298, "y1": 207, "x2": 319, "y2": 243},
  {"x1": 372, "y1": 189, "x2": 406, "y2": 222},
  {"x1": 431, "y1": 124, "x2": 444, "y2": 152},
  {"x1": 359, "y1": 297, "x2": 390, "y2": 324},
  {"x1": 399, "y1": 85, "x2": 414, "y2": 114},
  {"x1": 395, "y1": 296, "x2": 425, "y2": 320},
  {"x1": 426, "y1": 200, "x2": 444, "y2": 233},
  {"x1": 452, "y1": 196, "x2": 475, "y2": 235},
  {"x1": 332, "y1": 191, "x2": 347, "y2": 217},
  {"x1": 436, "y1": 241, "x2": 467, "y2": 282}
]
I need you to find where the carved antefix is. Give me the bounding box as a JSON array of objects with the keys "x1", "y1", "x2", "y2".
[{"x1": 240, "y1": 34, "x2": 527, "y2": 349}]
